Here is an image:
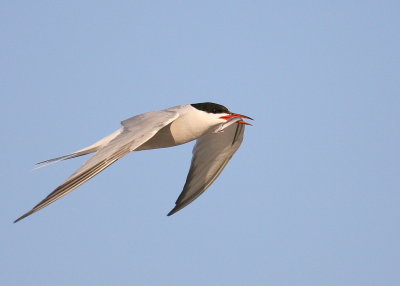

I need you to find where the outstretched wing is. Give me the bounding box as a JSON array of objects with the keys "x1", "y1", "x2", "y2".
[
  {"x1": 167, "y1": 123, "x2": 245, "y2": 216},
  {"x1": 15, "y1": 110, "x2": 179, "y2": 222}
]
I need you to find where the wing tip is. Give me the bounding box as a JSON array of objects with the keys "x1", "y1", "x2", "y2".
[
  {"x1": 166, "y1": 206, "x2": 180, "y2": 216},
  {"x1": 13, "y1": 210, "x2": 34, "y2": 223}
]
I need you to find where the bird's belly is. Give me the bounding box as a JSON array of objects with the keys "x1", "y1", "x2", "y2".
[
  {"x1": 136, "y1": 124, "x2": 177, "y2": 150},
  {"x1": 137, "y1": 119, "x2": 215, "y2": 151}
]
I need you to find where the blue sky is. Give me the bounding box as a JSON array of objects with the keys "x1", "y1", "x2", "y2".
[{"x1": 1, "y1": 1, "x2": 399, "y2": 285}]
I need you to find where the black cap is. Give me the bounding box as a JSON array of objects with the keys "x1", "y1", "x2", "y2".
[{"x1": 191, "y1": 102, "x2": 230, "y2": 114}]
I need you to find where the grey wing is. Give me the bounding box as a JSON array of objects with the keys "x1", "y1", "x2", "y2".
[
  {"x1": 15, "y1": 110, "x2": 179, "y2": 223},
  {"x1": 167, "y1": 123, "x2": 245, "y2": 216}
]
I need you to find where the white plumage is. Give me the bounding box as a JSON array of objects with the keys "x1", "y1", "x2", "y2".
[{"x1": 15, "y1": 103, "x2": 252, "y2": 222}]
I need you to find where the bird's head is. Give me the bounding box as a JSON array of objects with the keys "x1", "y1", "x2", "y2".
[{"x1": 191, "y1": 102, "x2": 253, "y2": 126}]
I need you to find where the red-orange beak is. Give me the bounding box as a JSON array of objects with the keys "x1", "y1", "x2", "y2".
[{"x1": 219, "y1": 113, "x2": 254, "y2": 125}]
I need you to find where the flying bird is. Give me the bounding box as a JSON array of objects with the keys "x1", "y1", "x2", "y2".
[{"x1": 14, "y1": 102, "x2": 253, "y2": 223}]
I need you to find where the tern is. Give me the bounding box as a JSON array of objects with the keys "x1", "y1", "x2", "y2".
[{"x1": 14, "y1": 102, "x2": 253, "y2": 223}]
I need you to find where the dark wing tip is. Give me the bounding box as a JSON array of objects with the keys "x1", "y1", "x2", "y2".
[
  {"x1": 166, "y1": 196, "x2": 197, "y2": 216},
  {"x1": 13, "y1": 210, "x2": 35, "y2": 223},
  {"x1": 166, "y1": 206, "x2": 179, "y2": 216}
]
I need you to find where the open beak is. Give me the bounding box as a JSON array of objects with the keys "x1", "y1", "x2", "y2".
[{"x1": 219, "y1": 113, "x2": 254, "y2": 126}]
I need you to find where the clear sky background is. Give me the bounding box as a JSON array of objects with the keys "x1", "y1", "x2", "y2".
[{"x1": 1, "y1": 1, "x2": 399, "y2": 285}]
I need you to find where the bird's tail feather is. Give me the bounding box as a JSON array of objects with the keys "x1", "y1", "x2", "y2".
[
  {"x1": 34, "y1": 148, "x2": 98, "y2": 169},
  {"x1": 34, "y1": 129, "x2": 122, "y2": 169}
]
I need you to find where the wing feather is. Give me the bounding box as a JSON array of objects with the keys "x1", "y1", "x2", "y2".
[
  {"x1": 167, "y1": 123, "x2": 245, "y2": 216},
  {"x1": 15, "y1": 110, "x2": 179, "y2": 222}
]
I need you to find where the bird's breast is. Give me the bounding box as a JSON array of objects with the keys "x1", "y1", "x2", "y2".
[
  {"x1": 137, "y1": 112, "x2": 217, "y2": 150},
  {"x1": 169, "y1": 113, "x2": 217, "y2": 145}
]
